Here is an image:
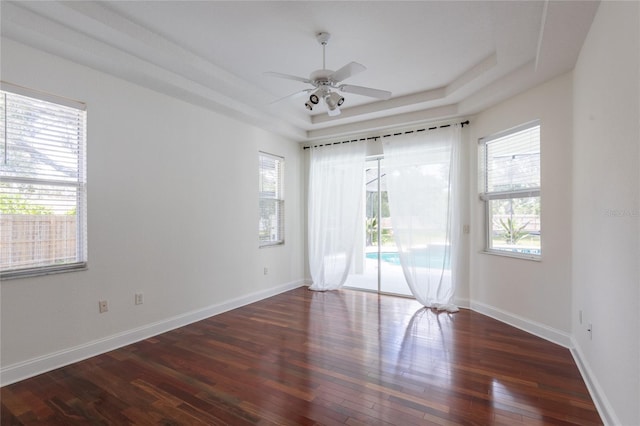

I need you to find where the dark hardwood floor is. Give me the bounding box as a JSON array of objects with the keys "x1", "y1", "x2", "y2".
[{"x1": 1, "y1": 287, "x2": 602, "y2": 425}]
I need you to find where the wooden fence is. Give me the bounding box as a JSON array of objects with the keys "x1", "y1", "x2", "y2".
[{"x1": 1, "y1": 215, "x2": 77, "y2": 270}]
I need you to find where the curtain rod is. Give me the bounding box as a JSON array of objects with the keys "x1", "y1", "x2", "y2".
[{"x1": 302, "y1": 120, "x2": 469, "y2": 150}]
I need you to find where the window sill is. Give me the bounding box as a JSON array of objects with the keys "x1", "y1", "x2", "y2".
[
  {"x1": 480, "y1": 250, "x2": 541, "y2": 262},
  {"x1": 1, "y1": 263, "x2": 88, "y2": 280},
  {"x1": 259, "y1": 242, "x2": 285, "y2": 249}
]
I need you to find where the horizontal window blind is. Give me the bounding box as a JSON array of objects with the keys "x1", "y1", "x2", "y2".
[
  {"x1": 259, "y1": 152, "x2": 284, "y2": 247},
  {"x1": 479, "y1": 122, "x2": 540, "y2": 199},
  {"x1": 478, "y1": 121, "x2": 541, "y2": 258},
  {"x1": 1, "y1": 83, "x2": 87, "y2": 277}
]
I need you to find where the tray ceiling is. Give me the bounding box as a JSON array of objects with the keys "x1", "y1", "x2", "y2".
[{"x1": 1, "y1": 1, "x2": 599, "y2": 141}]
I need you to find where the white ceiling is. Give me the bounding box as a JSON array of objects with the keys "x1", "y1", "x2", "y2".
[{"x1": 1, "y1": 1, "x2": 599, "y2": 141}]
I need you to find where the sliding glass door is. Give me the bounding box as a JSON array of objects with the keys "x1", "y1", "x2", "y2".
[{"x1": 345, "y1": 158, "x2": 412, "y2": 297}]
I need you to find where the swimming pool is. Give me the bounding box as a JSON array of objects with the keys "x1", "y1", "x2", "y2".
[{"x1": 366, "y1": 248, "x2": 449, "y2": 268}]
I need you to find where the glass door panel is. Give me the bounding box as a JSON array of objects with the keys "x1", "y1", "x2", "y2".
[
  {"x1": 345, "y1": 159, "x2": 412, "y2": 297},
  {"x1": 378, "y1": 160, "x2": 411, "y2": 296},
  {"x1": 344, "y1": 161, "x2": 380, "y2": 292}
]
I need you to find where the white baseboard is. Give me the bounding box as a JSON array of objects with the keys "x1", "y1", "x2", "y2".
[
  {"x1": 570, "y1": 338, "x2": 619, "y2": 426},
  {"x1": 0, "y1": 283, "x2": 616, "y2": 426},
  {"x1": 455, "y1": 297, "x2": 470, "y2": 309},
  {"x1": 0, "y1": 280, "x2": 305, "y2": 386},
  {"x1": 470, "y1": 300, "x2": 572, "y2": 348},
  {"x1": 469, "y1": 302, "x2": 613, "y2": 424}
]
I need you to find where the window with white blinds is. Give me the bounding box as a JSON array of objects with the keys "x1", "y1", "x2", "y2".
[
  {"x1": 258, "y1": 152, "x2": 284, "y2": 247},
  {"x1": 1, "y1": 83, "x2": 87, "y2": 277},
  {"x1": 479, "y1": 121, "x2": 541, "y2": 258}
]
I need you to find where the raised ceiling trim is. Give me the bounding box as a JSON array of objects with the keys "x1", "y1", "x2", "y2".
[
  {"x1": 534, "y1": 0, "x2": 550, "y2": 72},
  {"x1": 307, "y1": 104, "x2": 459, "y2": 141},
  {"x1": 1, "y1": 1, "x2": 599, "y2": 142}
]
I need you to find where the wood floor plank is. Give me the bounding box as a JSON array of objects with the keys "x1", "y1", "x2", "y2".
[{"x1": 1, "y1": 287, "x2": 602, "y2": 425}]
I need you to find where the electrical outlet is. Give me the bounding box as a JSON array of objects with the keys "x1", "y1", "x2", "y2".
[
  {"x1": 463, "y1": 224, "x2": 470, "y2": 234},
  {"x1": 99, "y1": 300, "x2": 108, "y2": 313},
  {"x1": 264, "y1": 267, "x2": 268, "y2": 275},
  {"x1": 587, "y1": 323, "x2": 593, "y2": 340},
  {"x1": 135, "y1": 293, "x2": 143, "y2": 305}
]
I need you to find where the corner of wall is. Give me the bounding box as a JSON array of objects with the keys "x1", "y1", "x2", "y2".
[{"x1": 570, "y1": 338, "x2": 621, "y2": 426}]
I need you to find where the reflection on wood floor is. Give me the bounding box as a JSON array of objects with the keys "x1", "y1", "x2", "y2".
[{"x1": 1, "y1": 287, "x2": 602, "y2": 425}]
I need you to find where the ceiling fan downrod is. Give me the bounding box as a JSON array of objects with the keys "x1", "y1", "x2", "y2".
[
  {"x1": 264, "y1": 30, "x2": 391, "y2": 116},
  {"x1": 316, "y1": 32, "x2": 331, "y2": 70}
]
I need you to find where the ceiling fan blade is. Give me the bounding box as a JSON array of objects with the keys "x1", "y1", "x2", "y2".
[
  {"x1": 269, "y1": 89, "x2": 311, "y2": 105},
  {"x1": 329, "y1": 62, "x2": 366, "y2": 83},
  {"x1": 264, "y1": 71, "x2": 311, "y2": 84},
  {"x1": 339, "y1": 84, "x2": 392, "y2": 100},
  {"x1": 327, "y1": 106, "x2": 341, "y2": 117}
]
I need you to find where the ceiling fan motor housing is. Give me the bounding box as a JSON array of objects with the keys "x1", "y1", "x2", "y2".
[
  {"x1": 310, "y1": 69, "x2": 334, "y2": 85},
  {"x1": 265, "y1": 30, "x2": 391, "y2": 115}
]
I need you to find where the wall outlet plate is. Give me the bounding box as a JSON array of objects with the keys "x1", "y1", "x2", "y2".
[{"x1": 99, "y1": 300, "x2": 108, "y2": 313}]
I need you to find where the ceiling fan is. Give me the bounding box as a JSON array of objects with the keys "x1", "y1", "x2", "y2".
[{"x1": 265, "y1": 32, "x2": 392, "y2": 116}]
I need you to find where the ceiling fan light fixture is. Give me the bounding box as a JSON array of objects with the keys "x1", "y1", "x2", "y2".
[
  {"x1": 327, "y1": 105, "x2": 341, "y2": 117},
  {"x1": 325, "y1": 91, "x2": 344, "y2": 110},
  {"x1": 265, "y1": 31, "x2": 390, "y2": 117}
]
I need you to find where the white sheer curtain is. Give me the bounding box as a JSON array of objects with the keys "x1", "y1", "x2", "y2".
[
  {"x1": 308, "y1": 141, "x2": 366, "y2": 291},
  {"x1": 383, "y1": 126, "x2": 462, "y2": 311}
]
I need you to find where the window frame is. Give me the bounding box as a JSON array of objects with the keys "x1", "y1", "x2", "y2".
[
  {"x1": 1, "y1": 82, "x2": 88, "y2": 279},
  {"x1": 258, "y1": 151, "x2": 284, "y2": 248},
  {"x1": 478, "y1": 120, "x2": 541, "y2": 260}
]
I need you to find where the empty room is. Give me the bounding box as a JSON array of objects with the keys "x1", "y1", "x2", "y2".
[{"x1": 1, "y1": 1, "x2": 638, "y2": 425}]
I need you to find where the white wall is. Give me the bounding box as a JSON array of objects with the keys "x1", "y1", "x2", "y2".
[
  {"x1": 469, "y1": 72, "x2": 574, "y2": 344},
  {"x1": 572, "y1": 2, "x2": 640, "y2": 425},
  {"x1": 0, "y1": 39, "x2": 305, "y2": 383}
]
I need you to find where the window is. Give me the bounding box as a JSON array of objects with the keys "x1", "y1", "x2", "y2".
[
  {"x1": 479, "y1": 121, "x2": 540, "y2": 258},
  {"x1": 1, "y1": 83, "x2": 87, "y2": 278},
  {"x1": 258, "y1": 152, "x2": 284, "y2": 247}
]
